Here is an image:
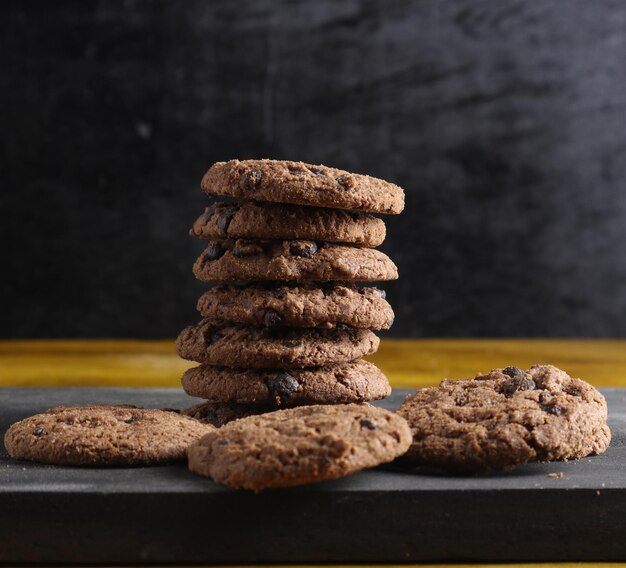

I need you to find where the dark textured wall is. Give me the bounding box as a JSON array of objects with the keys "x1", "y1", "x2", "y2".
[{"x1": 1, "y1": 0, "x2": 625, "y2": 338}]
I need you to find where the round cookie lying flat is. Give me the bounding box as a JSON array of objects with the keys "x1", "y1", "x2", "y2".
[
  {"x1": 397, "y1": 365, "x2": 611, "y2": 472},
  {"x1": 176, "y1": 320, "x2": 379, "y2": 368},
  {"x1": 182, "y1": 401, "x2": 272, "y2": 427},
  {"x1": 190, "y1": 200, "x2": 386, "y2": 246},
  {"x1": 4, "y1": 405, "x2": 213, "y2": 466},
  {"x1": 201, "y1": 159, "x2": 405, "y2": 214},
  {"x1": 187, "y1": 404, "x2": 412, "y2": 490},
  {"x1": 193, "y1": 239, "x2": 398, "y2": 282},
  {"x1": 196, "y1": 283, "x2": 394, "y2": 330},
  {"x1": 181, "y1": 361, "x2": 391, "y2": 406}
]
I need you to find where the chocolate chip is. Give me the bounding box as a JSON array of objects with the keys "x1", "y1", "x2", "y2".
[
  {"x1": 336, "y1": 175, "x2": 352, "y2": 189},
  {"x1": 486, "y1": 422, "x2": 497, "y2": 431},
  {"x1": 288, "y1": 168, "x2": 305, "y2": 175},
  {"x1": 543, "y1": 404, "x2": 563, "y2": 416},
  {"x1": 263, "y1": 309, "x2": 283, "y2": 326},
  {"x1": 289, "y1": 240, "x2": 318, "y2": 257},
  {"x1": 501, "y1": 375, "x2": 536, "y2": 396},
  {"x1": 360, "y1": 419, "x2": 377, "y2": 430},
  {"x1": 273, "y1": 286, "x2": 287, "y2": 299},
  {"x1": 266, "y1": 373, "x2": 300, "y2": 400},
  {"x1": 539, "y1": 392, "x2": 552, "y2": 404},
  {"x1": 33, "y1": 427, "x2": 44, "y2": 436},
  {"x1": 123, "y1": 417, "x2": 135, "y2": 424},
  {"x1": 202, "y1": 329, "x2": 222, "y2": 345},
  {"x1": 200, "y1": 204, "x2": 217, "y2": 224},
  {"x1": 239, "y1": 170, "x2": 262, "y2": 191},
  {"x1": 216, "y1": 206, "x2": 237, "y2": 236},
  {"x1": 308, "y1": 166, "x2": 325, "y2": 176},
  {"x1": 281, "y1": 339, "x2": 300, "y2": 348},
  {"x1": 205, "y1": 241, "x2": 224, "y2": 261},
  {"x1": 232, "y1": 239, "x2": 263, "y2": 257},
  {"x1": 500, "y1": 379, "x2": 517, "y2": 396},
  {"x1": 499, "y1": 366, "x2": 536, "y2": 396},
  {"x1": 502, "y1": 366, "x2": 526, "y2": 380}
]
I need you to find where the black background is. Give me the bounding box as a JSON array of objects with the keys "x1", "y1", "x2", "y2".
[{"x1": 2, "y1": 0, "x2": 625, "y2": 338}]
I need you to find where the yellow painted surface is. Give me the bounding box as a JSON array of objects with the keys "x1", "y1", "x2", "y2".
[{"x1": 0, "y1": 339, "x2": 624, "y2": 388}]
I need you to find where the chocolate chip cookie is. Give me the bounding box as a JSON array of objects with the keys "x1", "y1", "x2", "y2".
[
  {"x1": 4, "y1": 405, "x2": 213, "y2": 466},
  {"x1": 201, "y1": 159, "x2": 405, "y2": 214},
  {"x1": 176, "y1": 320, "x2": 379, "y2": 368},
  {"x1": 196, "y1": 282, "x2": 394, "y2": 330},
  {"x1": 181, "y1": 360, "x2": 391, "y2": 406},
  {"x1": 187, "y1": 404, "x2": 412, "y2": 490},
  {"x1": 397, "y1": 365, "x2": 611, "y2": 472},
  {"x1": 182, "y1": 401, "x2": 273, "y2": 427},
  {"x1": 190, "y1": 200, "x2": 386, "y2": 246},
  {"x1": 193, "y1": 239, "x2": 398, "y2": 282}
]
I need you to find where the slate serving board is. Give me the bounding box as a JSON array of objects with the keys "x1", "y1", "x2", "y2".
[{"x1": 0, "y1": 387, "x2": 624, "y2": 564}]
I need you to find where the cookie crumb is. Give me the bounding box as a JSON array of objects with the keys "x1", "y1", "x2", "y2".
[{"x1": 547, "y1": 472, "x2": 564, "y2": 478}]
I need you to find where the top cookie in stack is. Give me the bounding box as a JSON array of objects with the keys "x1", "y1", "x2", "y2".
[{"x1": 176, "y1": 159, "x2": 404, "y2": 425}]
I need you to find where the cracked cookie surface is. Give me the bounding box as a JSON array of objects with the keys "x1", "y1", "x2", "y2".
[
  {"x1": 176, "y1": 319, "x2": 379, "y2": 368},
  {"x1": 181, "y1": 361, "x2": 391, "y2": 406},
  {"x1": 190, "y1": 200, "x2": 386, "y2": 246},
  {"x1": 196, "y1": 282, "x2": 393, "y2": 329},
  {"x1": 201, "y1": 159, "x2": 404, "y2": 214},
  {"x1": 4, "y1": 405, "x2": 213, "y2": 466},
  {"x1": 396, "y1": 365, "x2": 610, "y2": 472},
  {"x1": 192, "y1": 239, "x2": 398, "y2": 282},
  {"x1": 187, "y1": 403, "x2": 412, "y2": 490}
]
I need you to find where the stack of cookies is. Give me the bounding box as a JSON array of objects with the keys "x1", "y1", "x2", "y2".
[{"x1": 176, "y1": 159, "x2": 404, "y2": 426}]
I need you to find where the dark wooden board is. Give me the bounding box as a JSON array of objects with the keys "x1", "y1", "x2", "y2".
[{"x1": 1, "y1": 387, "x2": 625, "y2": 563}]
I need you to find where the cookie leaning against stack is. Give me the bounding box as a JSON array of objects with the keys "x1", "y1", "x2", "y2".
[{"x1": 177, "y1": 159, "x2": 407, "y2": 487}]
